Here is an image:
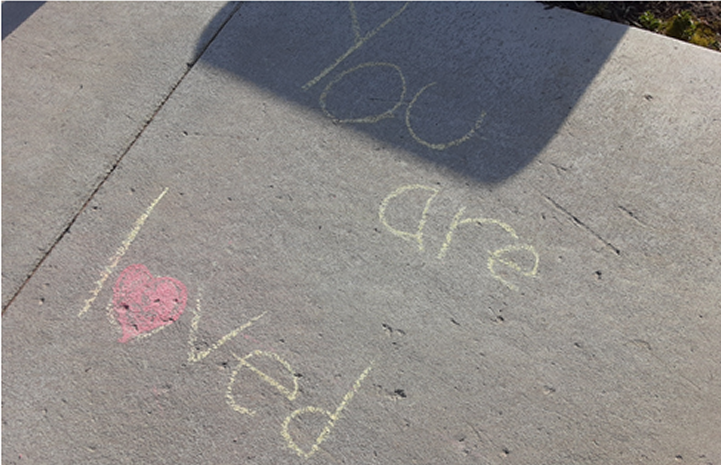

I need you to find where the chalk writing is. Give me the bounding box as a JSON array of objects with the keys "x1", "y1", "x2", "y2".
[
  {"x1": 437, "y1": 207, "x2": 518, "y2": 260},
  {"x1": 380, "y1": 185, "x2": 539, "y2": 290},
  {"x1": 187, "y1": 291, "x2": 266, "y2": 363},
  {"x1": 379, "y1": 184, "x2": 440, "y2": 252},
  {"x1": 320, "y1": 62, "x2": 406, "y2": 124},
  {"x1": 349, "y1": 0, "x2": 362, "y2": 42},
  {"x1": 112, "y1": 263, "x2": 187, "y2": 343},
  {"x1": 302, "y1": 2, "x2": 410, "y2": 90},
  {"x1": 216, "y1": 320, "x2": 373, "y2": 459},
  {"x1": 405, "y1": 82, "x2": 487, "y2": 150},
  {"x1": 488, "y1": 244, "x2": 539, "y2": 291},
  {"x1": 72, "y1": 180, "x2": 378, "y2": 459},
  {"x1": 79, "y1": 187, "x2": 168, "y2": 317},
  {"x1": 226, "y1": 350, "x2": 300, "y2": 416},
  {"x1": 281, "y1": 362, "x2": 374, "y2": 459},
  {"x1": 304, "y1": 3, "x2": 486, "y2": 150}
]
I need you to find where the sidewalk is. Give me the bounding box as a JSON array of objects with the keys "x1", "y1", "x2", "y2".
[{"x1": 3, "y1": 3, "x2": 720, "y2": 464}]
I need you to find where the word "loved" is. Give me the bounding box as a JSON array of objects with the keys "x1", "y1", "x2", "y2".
[{"x1": 78, "y1": 188, "x2": 373, "y2": 459}]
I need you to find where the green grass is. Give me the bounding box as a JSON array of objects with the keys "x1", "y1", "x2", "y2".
[{"x1": 639, "y1": 10, "x2": 720, "y2": 51}]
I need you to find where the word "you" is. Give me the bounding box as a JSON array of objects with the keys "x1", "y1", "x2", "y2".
[{"x1": 304, "y1": 2, "x2": 486, "y2": 151}]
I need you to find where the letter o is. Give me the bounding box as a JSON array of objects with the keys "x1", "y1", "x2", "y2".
[
  {"x1": 405, "y1": 82, "x2": 486, "y2": 150},
  {"x1": 320, "y1": 62, "x2": 407, "y2": 124}
]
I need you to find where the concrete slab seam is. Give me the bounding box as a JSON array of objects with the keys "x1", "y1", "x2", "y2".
[{"x1": 1, "y1": 2, "x2": 245, "y2": 316}]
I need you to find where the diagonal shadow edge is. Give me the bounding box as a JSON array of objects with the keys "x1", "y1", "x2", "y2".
[{"x1": 192, "y1": 2, "x2": 628, "y2": 185}]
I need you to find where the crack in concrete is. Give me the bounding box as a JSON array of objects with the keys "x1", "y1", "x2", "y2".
[
  {"x1": 2, "y1": 3, "x2": 244, "y2": 315},
  {"x1": 617, "y1": 204, "x2": 648, "y2": 228},
  {"x1": 543, "y1": 194, "x2": 621, "y2": 255}
]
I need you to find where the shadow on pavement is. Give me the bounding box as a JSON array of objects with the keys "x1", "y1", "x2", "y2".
[
  {"x1": 2, "y1": 1, "x2": 44, "y2": 40},
  {"x1": 196, "y1": 2, "x2": 626, "y2": 184}
]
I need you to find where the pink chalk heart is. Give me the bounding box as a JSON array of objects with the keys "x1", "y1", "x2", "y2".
[{"x1": 112, "y1": 264, "x2": 187, "y2": 343}]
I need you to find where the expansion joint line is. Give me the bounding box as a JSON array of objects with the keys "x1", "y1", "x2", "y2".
[
  {"x1": 1, "y1": 4, "x2": 244, "y2": 315},
  {"x1": 542, "y1": 194, "x2": 621, "y2": 255}
]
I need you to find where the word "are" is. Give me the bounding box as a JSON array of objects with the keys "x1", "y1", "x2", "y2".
[{"x1": 379, "y1": 184, "x2": 539, "y2": 291}]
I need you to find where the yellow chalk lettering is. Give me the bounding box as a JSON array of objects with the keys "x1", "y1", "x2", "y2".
[
  {"x1": 405, "y1": 82, "x2": 486, "y2": 150},
  {"x1": 281, "y1": 406, "x2": 335, "y2": 458},
  {"x1": 379, "y1": 184, "x2": 440, "y2": 252},
  {"x1": 319, "y1": 62, "x2": 407, "y2": 124},
  {"x1": 187, "y1": 292, "x2": 266, "y2": 363},
  {"x1": 302, "y1": 2, "x2": 410, "y2": 90},
  {"x1": 487, "y1": 244, "x2": 540, "y2": 291},
  {"x1": 79, "y1": 187, "x2": 168, "y2": 317},
  {"x1": 281, "y1": 363, "x2": 374, "y2": 458},
  {"x1": 437, "y1": 207, "x2": 465, "y2": 260},
  {"x1": 226, "y1": 350, "x2": 299, "y2": 416},
  {"x1": 438, "y1": 208, "x2": 519, "y2": 260},
  {"x1": 349, "y1": 1, "x2": 362, "y2": 43}
]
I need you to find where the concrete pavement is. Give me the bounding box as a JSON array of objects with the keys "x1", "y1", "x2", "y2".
[
  {"x1": 2, "y1": 1, "x2": 239, "y2": 307},
  {"x1": 3, "y1": 2, "x2": 720, "y2": 464}
]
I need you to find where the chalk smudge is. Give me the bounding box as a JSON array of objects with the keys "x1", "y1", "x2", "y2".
[{"x1": 112, "y1": 264, "x2": 187, "y2": 343}]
